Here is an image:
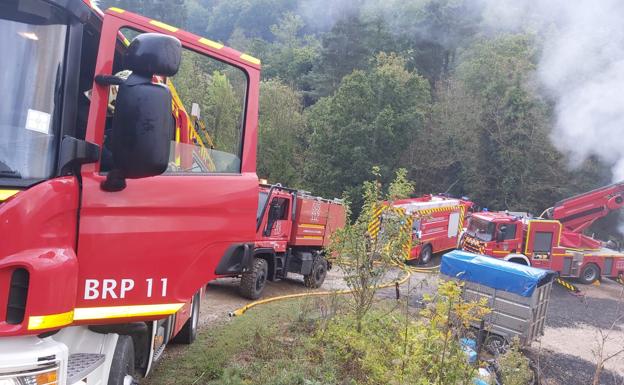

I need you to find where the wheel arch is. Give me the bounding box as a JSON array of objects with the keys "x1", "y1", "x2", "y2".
[{"x1": 504, "y1": 254, "x2": 531, "y2": 266}]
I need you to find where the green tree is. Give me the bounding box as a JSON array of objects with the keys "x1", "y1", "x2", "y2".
[
  {"x1": 304, "y1": 53, "x2": 431, "y2": 206},
  {"x1": 257, "y1": 80, "x2": 306, "y2": 186},
  {"x1": 263, "y1": 13, "x2": 321, "y2": 93},
  {"x1": 419, "y1": 34, "x2": 608, "y2": 213},
  {"x1": 307, "y1": 15, "x2": 398, "y2": 99}
]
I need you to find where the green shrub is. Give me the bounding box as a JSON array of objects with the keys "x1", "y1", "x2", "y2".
[{"x1": 497, "y1": 342, "x2": 533, "y2": 385}]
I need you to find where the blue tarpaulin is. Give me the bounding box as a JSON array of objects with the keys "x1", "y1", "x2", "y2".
[{"x1": 440, "y1": 250, "x2": 555, "y2": 297}]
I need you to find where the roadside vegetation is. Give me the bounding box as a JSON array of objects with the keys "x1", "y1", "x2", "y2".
[{"x1": 145, "y1": 172, "x2": 532, "y2": 385}]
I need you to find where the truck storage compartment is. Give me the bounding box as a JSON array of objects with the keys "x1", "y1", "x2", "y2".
[
  {"x1": 289, "y1": 251, "x2": 314, "y2": 275},
  {"x1": 289, "y1": 194, "x2": 345, "y2": 247}
]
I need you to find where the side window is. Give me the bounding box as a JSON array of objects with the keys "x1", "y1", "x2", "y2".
[
  {"x1": 257, "y1": 191, "x2": 269, "y2": 221},
  {"x1": 533, "y1": 232, "x2": 553, "y2": 252},
  {"x1": 167, "y1": 48, "x2": 247, "y2": 174},
  {"x1": 502, "y1": 224, "x2": 517, "y2": 240},
  {"x1": 271, "y1": 198, "x2": 289, "y2": 220},
  {"x1": 103, "y1": 29, "x2": 247, "y2": 174}
]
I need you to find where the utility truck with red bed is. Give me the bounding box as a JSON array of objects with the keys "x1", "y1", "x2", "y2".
[
  {"x1": 461, "y1": 182, "x2": 624, "y2": 284},
  {"x1": 0, "y1": 1, "x2": 262, "y2": 384},
  {"x1": 219, "y1": 184, "x2": 345, "y2": 299},
  {"x1": 392, "y1": 195, "x2": 473, "y2": 264}
]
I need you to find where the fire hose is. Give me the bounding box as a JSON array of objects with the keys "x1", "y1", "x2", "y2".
[{"x1": 228, "y1": 261, "x2": 439, "y2": 317}]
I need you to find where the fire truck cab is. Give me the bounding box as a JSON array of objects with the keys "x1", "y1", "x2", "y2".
[
  {"x1": 462, "y1": 212, "x2": 624, "y2": 284},
  {"x1": 0, "y1": 0, "x2": 261, "y2": 384}
]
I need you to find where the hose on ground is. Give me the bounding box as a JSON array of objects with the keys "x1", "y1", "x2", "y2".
[{"x1": 229, "y1": 259, "x2": 439, "y2": 317}]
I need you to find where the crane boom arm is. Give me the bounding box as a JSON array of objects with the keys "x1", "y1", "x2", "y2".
[{"x1": 550, "y1": 181, "x2": 624, "y2": 233}]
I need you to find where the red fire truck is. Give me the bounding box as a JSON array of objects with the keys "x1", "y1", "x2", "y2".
[
  {"x1": 393, "y1": 195, "x2": 473, "y2": 264},
  {"x1": 218, "y1": 184, "x2": 346, "y2": 299},
  {"x1": 1, "y1": 1, "x2": 261, "y2": 384},
  {"x1": 461, "y1": 182, "x2": 624, "y2": 284}
]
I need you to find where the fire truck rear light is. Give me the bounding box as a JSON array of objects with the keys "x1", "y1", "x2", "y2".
[{"x1": 6, "y1": 268, "x2": 29, "y2": 324}]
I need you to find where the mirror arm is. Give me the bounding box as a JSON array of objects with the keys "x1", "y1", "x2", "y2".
[
  {"x1": 101, "y1": 169, "x2": 127, "y2": 192},
  {"x1": 58, "y1": 136, "x2": 100, "y2": 175}
]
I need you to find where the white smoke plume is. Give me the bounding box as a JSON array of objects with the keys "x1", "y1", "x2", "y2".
[{"x1": 483, "y1": 0, "x2": 624, "y2": 182}]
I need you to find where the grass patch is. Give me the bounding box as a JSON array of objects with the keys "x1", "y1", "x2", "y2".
[
  {"x1": 145, "y1": 285, "x2": 532, "y2": 385},
  {"x1": 143, "y1": 299, "x2": 342, "y2": 385}
]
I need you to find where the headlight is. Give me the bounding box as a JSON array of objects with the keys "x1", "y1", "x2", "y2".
[{"x1": 0, "y1": 366, "x2": 58, "y2": 385}]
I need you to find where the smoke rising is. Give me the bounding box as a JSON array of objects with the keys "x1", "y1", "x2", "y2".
[
  {"x1": 482, "y1": 0, "x2": 624, "y2": 182},
  {"x1": 299, "y1": 0, "x2": 624, "y2": 182}
]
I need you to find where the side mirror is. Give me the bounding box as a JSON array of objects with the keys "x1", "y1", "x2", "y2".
[{"x1": 102, "y1": 33, "x2": 182, "y2": 191}]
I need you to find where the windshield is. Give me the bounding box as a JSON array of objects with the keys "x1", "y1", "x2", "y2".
[
  {"x1": 465, "y1": 218, "x2": 495, "y2": 242},
  {"x1": 0, "y1": 1, "x2": 67, "y2": 182}
]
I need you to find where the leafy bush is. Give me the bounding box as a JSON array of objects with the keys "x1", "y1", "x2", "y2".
[
  {"x1": 317, "y1": 280, "x2": 490, "y2": 385},
  {"x1": 497, "y1": 342, "x2": 533, "y2": 385}
]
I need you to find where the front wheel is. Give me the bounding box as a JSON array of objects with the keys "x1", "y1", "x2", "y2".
[
  {"x1": 418, "y1": 245, "x2": 433, "y2": 265},
  {"x1": 240, "y1": 258, "x2": 268, "y2": 299},
  {"x1": 304, "y1": 257, "x2": 328, "y2": 288},
  {"x1": 579, "y1": 263, "x2": 600, "y2": 284},
  {"x1": 107, "y1": 335, "x2": 135, "y2": 385}
]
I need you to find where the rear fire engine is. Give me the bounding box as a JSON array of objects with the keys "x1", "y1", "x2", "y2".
[
  {"x1": 461, "y1": 182, "x2": 624, "y2": 284},
  {"x1": 217, "y1": 184, "x2": 346, "y2": 299},
  {"x1": 1, "y1": 1, "x2": 261, "y2": 384},
  {"x1": 393, "y1": 195, "x2": 472, "y2": 264}
]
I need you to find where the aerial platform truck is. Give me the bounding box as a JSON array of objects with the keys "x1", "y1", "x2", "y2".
[
  {"x1": 0, "y1": 1, "x2": 262, "y2": 384},
  {"x1": 461, "y1": 182, "x2": 624, "y2": 284},
  {"x1": 217, "y1": 184, "x2": 346, "y2": 299}
]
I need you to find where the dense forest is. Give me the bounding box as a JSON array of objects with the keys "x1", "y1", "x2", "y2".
[{"x1": 98, "y1": 0, "x2": 620, "y2": 235}]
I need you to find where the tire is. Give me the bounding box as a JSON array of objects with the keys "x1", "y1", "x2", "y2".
[
  {"x1": 304, "y1": 256, "x2": 328, "y2": 288},
  {"x1": 172, "y1": 291, "x2": 200, "y2": 344},
  {"x1": 579, "y1": 263, "x2": 600, "y2": 285},
  {"x1": 240, "y1": 258, "x2": 268, "y2": 299},
  {"x1": 107, "y1": 335, "x2": 135, "y2": 385},
  {"x1": 418, "y1": 245, "x2": 433, "y2": 265}
]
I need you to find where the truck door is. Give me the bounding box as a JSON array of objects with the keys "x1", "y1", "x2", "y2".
[
  {"x1": 264, "y1": 196, "x2": 292, "y2": 240},
  {"x1": 75, "y1": 10, "x2": 260, "y2": 323},
  {"x1": 494, "y1": 223, "x2": 518, "y2": 256},
  {"x1": 525, "y1": 220, "x2": 561, "y2": 269}
]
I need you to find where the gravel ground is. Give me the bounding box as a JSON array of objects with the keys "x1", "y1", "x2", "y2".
[
  {"x1": 163, "y1": 254, "x2": 624, "y2": 385},
  {"x1": 526, "y1": 279, "x2": 624, "y2": 385}
]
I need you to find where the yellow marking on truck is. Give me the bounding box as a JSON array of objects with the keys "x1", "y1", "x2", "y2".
[
  {"x1": 0, "y1": 189, "x2": 19, "y2": 201},
  {"x1": 199, "y1": 37, "x2": 224, "y2": 50},
  {"x1": 149, "y1": 20, "x2": 179, "y2": 33},
  {"x1": 525, "y1": 220, "x2": 562, "y2": 256},
  {"x1": 300, "y1": 235, "x2": 323, "y2": 240},
  {"x1": 493, "y1": 250, "x2": 510, "y2": 255},
  {"x1": 73, "y1": 303, "x2": 184, "y2": 321},
  {"x1": 28, "y1": 310, "x2": 74, "y2": 330},
  {"x1": 240, "y1": 53, "x2": 261, "y2": 65},
  {"x1": 108, "y1": 7, "x2": 125, "y2": 13},
  {"x1": 300, "y1": 223, "x2": 325, "y2": 229}
]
